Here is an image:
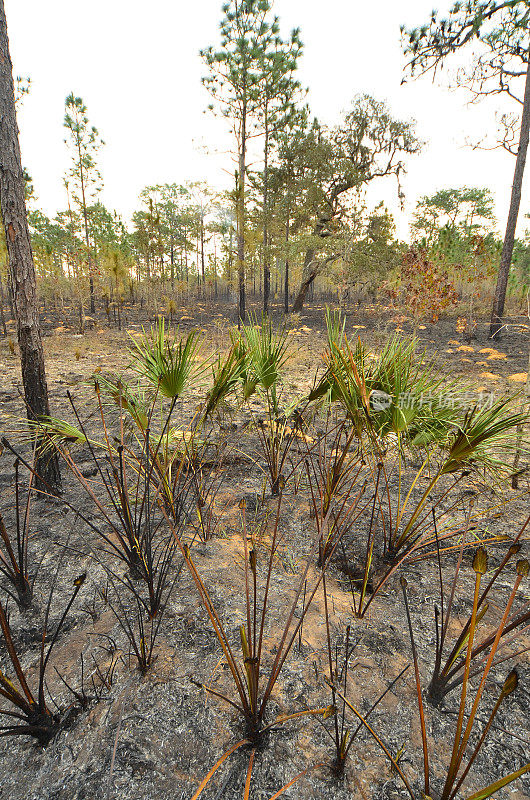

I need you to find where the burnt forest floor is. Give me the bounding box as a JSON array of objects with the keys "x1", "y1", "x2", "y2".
[{"x1": 0, "y1": 297, "x2": 528, "y2": 800}]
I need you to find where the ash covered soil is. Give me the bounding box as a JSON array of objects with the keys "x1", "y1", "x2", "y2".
[{"x1": 0, "y1": 301, "x2": 528, "y2": 800}]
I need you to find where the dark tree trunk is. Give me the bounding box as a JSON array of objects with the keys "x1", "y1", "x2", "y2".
[
  {"x1": 292, "y1": 249, "x2": 316, "y2": 312},
  {"x1": 291, "y1": 181, "x2": 351, "y2": 313},
  {"x1": 77, "y1": 152, "x2": 95, "y2": 315},
  {"x1": 228, "y1": 224, "x2": 233, "y2": 286},
  {"x1": 88, "y1": 275, "x2": 95, "y2": 313},
  {"x1": 263, "y1": 104, "x2": 270, "y2": 315},
  {"x1": 284, "y1": 200, "x2": 290, "y2": 315},
  {"x1": 237, "y1": 101, "x2": 247, "y2": 326},
  {"x1": 0, "y1": 0, "x2": 61, "y2": 492},
  {"x1": 200, "y1": 214, "x2": 205, "y2": 290},
  {"x1": 490, "y1": 53, "x2": 530, "y2": 339},
  {"x1": 170, "y1": 237, "x2": 175, "y2": 289},
  {"x1": 284, "y1": 258, "x2": 289, "y2": 314}
]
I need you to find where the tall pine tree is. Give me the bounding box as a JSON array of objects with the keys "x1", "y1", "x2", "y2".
[
  {"x1": 202, "y1": 0, "x2": 275, "y2": 323},
  {"x1": 64, "y1": 93, "x2": 104, "y2": 314},
  {"x1": 0, "y1": 0, "x2": 61, "y2": 490}
]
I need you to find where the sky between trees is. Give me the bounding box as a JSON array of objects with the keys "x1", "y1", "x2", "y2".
[{"x1": 7, "y1": 0, "x2": 529, "y2": 238}]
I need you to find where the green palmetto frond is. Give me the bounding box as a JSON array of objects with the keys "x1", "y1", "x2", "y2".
[
  {"x1": 95, "y1": 375, "x2": 149, "y2": 432},
  {"x1": 25, "y1": 417, "x2": 98, "y2": 454},
  {"x1": 204, "y1": 344, "x2": 246, "y2": 418},
  {"x1": 371, "y1": 335, "x2": 459, "y2": 444},
  {"x1": 240, "y1": 314, "x2": 289, "y2": 400},
  {"x1": 314, "y1": 328, "x2": 463, "y2": 448},
  {"x1": 128, "y1": 317, "x2": 207, "y2": 399},
  {"x1": 151, "y1": 426, "x2": 204, "y2": 464},
  {"x1": 321, "y1": 338, "x2": 371, "y2": 434},
  {"x1": 325, "y1": 305, "x2": 347, "y2": 351},
  {"x1": 442, "y1": 397, "x2": 530, "y2": 476},
  {"x1": 309, "y1": 309, "x2": 366, "y2": 405}
]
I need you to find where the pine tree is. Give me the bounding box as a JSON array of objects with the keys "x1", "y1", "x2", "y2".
[
  {"x1": 0, "y1": 0, "x2": 61, "y2": 491},
  {"x1": 64, "y1": 93, "x2": 104, "y2": 314},
  {"x1": 202, "y1": 0, "x2": 276, "y2": 323},
  {"x1": 255, "y1": 25, "x2": 304, "y2": 313}
]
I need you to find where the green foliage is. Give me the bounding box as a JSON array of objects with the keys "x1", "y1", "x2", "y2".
[
  {"x1": 239, "y1": 314, "x2": 289, "y2": 398},
  {"x1": 314, "y1": 310, "x2": 459, "y2": 446},
  {"x1": 402, "y1": 2, "x2": 530, "y2": 81},
  {"x1": 204, "y1": 343, "x2": 246, "y2": 418},
  {"x1": 412, "y1": 187, "x2": 496, "y2": 245},
  {"x1": 236, "y1": 315, "x2": 306, "y2": 494},
  {"x1": 128, "y1": 317, "x2": 206, "y2": 400},
  {"x1": 442, "y1": 395, "x2": 530, "y2": 476},
  {"x1": 64, "y1": 93, "x2": 104, "y2": 208},
  {"x1": 201, "y1": 1, "x2": 277, "y2": 121}
]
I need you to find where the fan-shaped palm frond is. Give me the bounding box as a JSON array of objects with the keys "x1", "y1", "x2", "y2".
[{"x1": 128, "y1": 317, "x2": 207, "y2": 399}]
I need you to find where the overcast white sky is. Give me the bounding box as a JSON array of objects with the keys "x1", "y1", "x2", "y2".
[{"x1": 5, "y1": 0, "x2": 529, "y2": 239}]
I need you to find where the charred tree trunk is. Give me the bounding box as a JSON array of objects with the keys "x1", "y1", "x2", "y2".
[
  {"x1": 170, "y1": 236, "x2": 175, "y2": 289},
  {"x1": 490, "y1": 52, "x2": 530, "y2": 339},
  {"x1": 0, "y1": 0, "x2": 61, "y2": 492}
]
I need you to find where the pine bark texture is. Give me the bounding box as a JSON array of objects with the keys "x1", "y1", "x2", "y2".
[{"x1": 0, "y1": 0, "x2": 61, "y2": 491}]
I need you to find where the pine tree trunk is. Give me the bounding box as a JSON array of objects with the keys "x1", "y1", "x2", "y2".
[
  {"x1": 511, "y1": 343, "x2": 530, "y2": 489},
  {"x1": 284, "y1": 211, "x2": 290, "y2": 315},
  {"x1": 237, "y1": 100, "x2": 247, "y2": 325},
  {"x1": 0, "y1": 0, "x2": 61, "y2": 492},
  {"x1": 490, "y1": 51, "x2": 530, "y2": 339},
  {"x1": 263, "y1": 104, "x2": 270, "y2": 315},
  {"x1": 200, "y1": 214, "x2": 205, "y2": 290},
  {"x1": 77, "y1": 144, "x2": 95, "y2": 315}
]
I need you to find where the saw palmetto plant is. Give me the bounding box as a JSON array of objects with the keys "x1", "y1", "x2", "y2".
[
  {"x1": 128, "y1": 316, "x2": 208, "y2": 401},
  {"x1": 385, "y1": 397, "x2": 529, "y2": 557},
  {"x1": 304, "y1": 415, "x2": 368, "y2": 569},
  {"x1": 26, "y1": 389, "x2": 193, "y2": 619},
  {"x1": 338, "y1": 392, "x2": 530, "y2": 619},
  {"x1": 236, "y1": 315, "x2": 311, "y2": 495},
  {"x1": 203, "y1": 341, "x2": 247, "y2": 420},
  {"x1": 331, "y1": 550, "x2": 530, "y2": 800},
  {"x1": 311, "y1": 309, "x2": 460, "y2": 447}
]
